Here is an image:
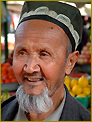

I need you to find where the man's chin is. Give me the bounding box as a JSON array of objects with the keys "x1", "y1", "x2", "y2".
[
  {"x1": 23, "y1": 81, "x2": 47, "y2": 96},
  {"x1": 23, "y1": 85, "x2": 47, "y2": 96}
]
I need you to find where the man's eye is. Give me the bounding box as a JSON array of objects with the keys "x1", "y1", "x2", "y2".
[
  {"x1": 20, "y1": 52, "x2": 24, "y2": 55},
  {"x1": 41, "y1": 52, "x2": 47, "y2": 56},
  {"x1": 19, "y1": 51, "x2": 26, "y2": 55},
  {"x1": 40, "y1": 51, "x2": 50, "y2": 57}
]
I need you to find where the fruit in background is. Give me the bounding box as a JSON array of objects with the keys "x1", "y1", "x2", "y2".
[
  {"x1": 70, "y1": 79, "x2": 78, "y2": 88},
  {"x1": 70, "y1": 91, "x2": 75, "y2": 97},
  {"x1": 86, "y1": 42, "x2": 91, "y2": 47},
  {"x1": 1, "y1": 79, "x2": 4, "y2": 83},
  {"x1": 64, "y1": 76, "x2": 71, "y2": 86},
  {"x1": 87, "y1": 85, "x2": 91, "y2": 90},
  {"x1": 72, "y1": 85, "x2": 83, "y2": 95},
  {"x1": 1, "y1": 90, "x2": 12, "y2": 101},
  {"x1": 78, "y1": 76, "x2": 89, "y2": 88},
  {"x1": 82, "y1": 46, "x2": 88, "y2": 51},
  {"x1": 77, "y1": 58, "x2": 84, "y2": 64},
  {"x1": 64, "y1": 76, "x2": 71, "y2": 91},
  {"x1": 1, "y1": 62, "x2": 17, "y2": 84},
  {"x1": 77, "y1": 42, "x2": 91, "y2": 64},
  {"x1": 66, "y1": 84, "x2": 70, "y2": 91},
  {"x1": 4, "y1": 62, "x2": 11, "y2": 67},
  {"x1": 11, "y1": 79, "x2": 17, "y2": 83},
  {"x1": 64, "y1": 75, "x2": 91, "y2": 97},
  {"x1": 76, "y1": 94, "x2": 86, "y2": 97},
  {"x1": 83, "y1": 87, "x2": 91, "y2": 96}
]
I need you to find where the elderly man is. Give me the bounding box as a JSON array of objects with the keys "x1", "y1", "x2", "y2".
[{"x1": 1, "y1": 1, "x2": 91, "y2": 121}]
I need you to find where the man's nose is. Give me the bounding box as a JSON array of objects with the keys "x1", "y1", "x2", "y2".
[{"x1": 23, "y1": 56, "x2": 40, "y2": 74}]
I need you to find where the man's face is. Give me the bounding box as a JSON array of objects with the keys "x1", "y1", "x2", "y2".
[{"x1": 13, "y1": 20, "x2": 69, "y2": 97}]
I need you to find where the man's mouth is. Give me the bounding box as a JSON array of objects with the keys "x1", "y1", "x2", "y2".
[{"x1": 24, "y1": 77, "x2": 44, "y2": 82}]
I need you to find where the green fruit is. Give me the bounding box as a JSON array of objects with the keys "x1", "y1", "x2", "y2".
[{"x1": 1, "y1": 90, "x2": 11, "y2": 101}]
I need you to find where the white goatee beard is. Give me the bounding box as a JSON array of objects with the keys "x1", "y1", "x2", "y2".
[{"x1": 16, "y1": 85, "x2": 53, "y2": 114}]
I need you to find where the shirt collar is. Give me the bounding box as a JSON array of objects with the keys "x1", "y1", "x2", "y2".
[{"x1": 44, "y1": 88, "x2": 66, "y2": 121}]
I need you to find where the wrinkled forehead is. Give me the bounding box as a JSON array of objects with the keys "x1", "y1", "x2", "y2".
[
  {"x1": 15, "y1": 19, "x2": 70, "y2": 58},
  {"x1": 16, "y1": 19, "x2": 67, "y2": 34}
]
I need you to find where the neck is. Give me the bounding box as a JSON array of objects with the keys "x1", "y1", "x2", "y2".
[{"x1": 25, "y1": 84, "x2": 65, "y2": 121}]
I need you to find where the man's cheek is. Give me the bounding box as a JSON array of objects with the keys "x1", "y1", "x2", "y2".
[
  {"x1": 13, "y1": 67, "x2": 19, "y2": 81},
  {"x1": 13, "y1": 63, "x2": 21, "y2": 84}
]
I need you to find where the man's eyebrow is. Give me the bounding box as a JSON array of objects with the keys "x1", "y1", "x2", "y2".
[
  {"x1": 37, "y1": 46, "x2": 55, "y2": 53},
  {"x1": 15, "y1": 45, "x2": 28, "y2": 51},
  {"x1": 15, "y1": 44, "x2": 56, "y2": 55}
]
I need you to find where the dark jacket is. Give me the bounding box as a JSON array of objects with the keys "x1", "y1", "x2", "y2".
[{"x1": 1, "y1": 85, "x2": 91, "y2": 121}]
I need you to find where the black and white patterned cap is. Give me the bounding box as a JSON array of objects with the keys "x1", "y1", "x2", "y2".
[{"x1": 17, "y1": 1, "x2": 83, "y2": 52}]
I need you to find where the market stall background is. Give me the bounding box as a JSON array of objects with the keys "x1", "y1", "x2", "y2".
[{"x1": 1, "y1": 1, "x2": 91, "y2": 110}]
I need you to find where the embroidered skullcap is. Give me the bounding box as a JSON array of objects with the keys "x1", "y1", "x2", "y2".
[{"x1": 18, "y1": 1, "x2": 83, "y2": 52}]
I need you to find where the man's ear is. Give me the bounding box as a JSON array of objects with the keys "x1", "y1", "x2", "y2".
[{"x1": 65, "y1": 51, "x2": 79, "y2": 75}]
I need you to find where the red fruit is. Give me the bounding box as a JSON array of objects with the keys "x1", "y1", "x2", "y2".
[
  {"x1": 81, "y1": 50, "x2": 86, "y2": 55},
  {"x1": 88, "y1": 59, "x2": 91, "y2": 64},
  {"x1": 79, "y1": 54, "x2": 86, "y2": 59},
  {"x1": 86, "y1": 50, "x2": 90, "y2": 55},
  {"x1": 11, "y1": 79, "x2": 17, "y2": 83},
  {"x1": 1, "y1": 79, "x2": 4, "y2": 83},
  {"x1": 1, "y1": 71, "x2": 8, "y2": 75},
  {"x1": 1, "y1": 74, "x2": 3, "y2": 78},
  {"x1": 83, "y1": 59, "x2": 88, "y2": 64},
  {"x1": 1, "y1": 63, "x2": 4, "y2": 67},
  {"x1": 1, "y1": 66, "x2": 7, "y2": 72},
  {"x1": 4, "y1": 62, "x2": 11, "y2": 67},
  {"x1": 83, "y1": 46, "x2": 88, "y2": 51},
  {"x1": 3, "y1": 74, "x2": 9, "y2": 79},
  {"x1": 5, "y1": 79, "x2": 11, "y2": 83},
  {"x1": 8, "y1": 71, "x2": 14, "y2": 76},
  {"x1": 86, "y1": 42, "x2": 91, "y2": 48},
  {"x1": 7, "y1": 66, "x2": 13, "y2": 72},
  {"x1": 86, "y1": 54, "x2": 91, "y2": 60}
]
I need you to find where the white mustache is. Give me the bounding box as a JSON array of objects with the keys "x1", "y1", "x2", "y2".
[
  {"x1": 22, "y1": 72, "x2": 48, "y2": 84},
  {"x1": 23, "y1": 72, "x2": 42, "y2": 77}
]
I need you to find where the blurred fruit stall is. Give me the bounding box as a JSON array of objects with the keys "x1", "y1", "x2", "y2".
[
  {"x1": 1, "y1": 1, "x2": 21, "y2": 100},
  {"x1": 1, "y1": 62, "x2": 19, "y2": 100},
  {"x1": 77, "y1": 42, "x2": 91, "y2": 75},
  {"x1": 64, "y1": 74, "x2": 91, "y2": 109},
  {"x1": 1, "y1": 1, "x2": 91, "y2": 111}
]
